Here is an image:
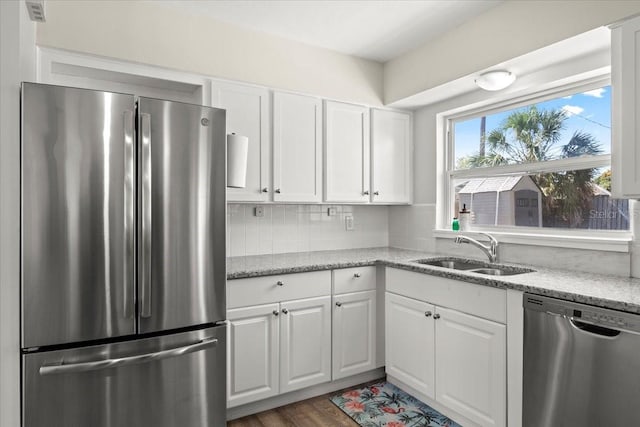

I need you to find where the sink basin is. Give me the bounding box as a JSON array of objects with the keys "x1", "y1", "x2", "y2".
[
  {"x1": 412, "y1": 258, "x2": 535, "y2": 276},
  {"x1": 470, "y1": 268, "x2": 518, "y2": 276},
  {"x1": 412, "y1": 258, "x2": 487, "y2": 270}
]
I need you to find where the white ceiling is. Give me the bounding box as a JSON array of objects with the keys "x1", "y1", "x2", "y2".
[{"x1": 152, "y1": 0, "x2": 503, "y2": 62}]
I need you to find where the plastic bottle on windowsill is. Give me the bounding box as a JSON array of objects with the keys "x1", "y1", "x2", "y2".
[
  {"x1": 459, "y1": 204, "x2": 470, "y2": 231},
  {"x1": 452, "y1": 217, "x2": 459, "y2": 231}
]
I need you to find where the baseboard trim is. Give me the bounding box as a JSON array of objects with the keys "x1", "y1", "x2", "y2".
[{"x1": 227, "y1": 368, "x2": 386, "y2": 420}]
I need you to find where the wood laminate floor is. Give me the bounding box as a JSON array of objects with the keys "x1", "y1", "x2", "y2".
[{"x1": 228, "y1": 379, "x2": 383, "y2": 427}]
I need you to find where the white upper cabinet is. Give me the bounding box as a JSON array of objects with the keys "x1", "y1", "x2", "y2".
[
  {"x1": 371, "y1": 109, "x2": 412, "y2": 204},
  {"x1": 212, "y1": 81, "x2": 270, "y2": 202},
  {"x1": 273, "y1": 92, "x2": 323, "y2": 202},
  {"x1": 612, "y1": 16, "x2": 640, "y2": 198},
  {"x1": 324, "y1": 101, "x2": 370, "y2": 203}
]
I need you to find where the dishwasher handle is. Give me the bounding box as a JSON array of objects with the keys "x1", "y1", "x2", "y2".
[{"x1": 569, "y1": 318, "x2": 621, "y2": 338}]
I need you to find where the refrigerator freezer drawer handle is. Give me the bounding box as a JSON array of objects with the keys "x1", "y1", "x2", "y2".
[{"x1": 38, "y1": 337, "x2": 218, "y2": 376}]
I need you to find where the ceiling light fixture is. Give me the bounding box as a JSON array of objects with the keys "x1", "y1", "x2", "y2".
[{"x1": 475, "y1": 70, "x2": 516, "y2": 91}]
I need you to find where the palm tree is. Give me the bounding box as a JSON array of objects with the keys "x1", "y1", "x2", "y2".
[{"x1": 459, "y1": 106, "x2": 602, "y2": 228}]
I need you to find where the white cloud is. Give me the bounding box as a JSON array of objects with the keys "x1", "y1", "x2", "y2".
[
  {"x1": 562, "y1": 105, "x2": 584, "y2": 117},
  {"x1": 562, "y1": 95, "x2": 573, "y2": 99},
  {"x1": 582, "y1": 88, "x2": 606, "y2": 98}
]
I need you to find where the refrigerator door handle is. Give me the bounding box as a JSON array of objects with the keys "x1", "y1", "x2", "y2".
[
  {"x1": 140, "y1": 112, "x2": 152, "y2": 318},
  {"x1": 123, "y1": 110, "x2": 135, "y2": 319},
  {"x1": 38, "y1": 337, "x2": 218, "y2": 376}
]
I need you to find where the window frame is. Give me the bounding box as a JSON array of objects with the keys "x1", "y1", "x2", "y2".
[{"x1": 437, "y1": 74, "x2": 632, "y2": 251}]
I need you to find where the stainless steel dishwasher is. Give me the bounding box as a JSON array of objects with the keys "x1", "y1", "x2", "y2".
[{"x1": 523, "y1": 293, "x2": 640, "y2": 427}]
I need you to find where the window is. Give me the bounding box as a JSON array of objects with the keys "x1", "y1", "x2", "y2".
[{"x1": 444, "y1": 80, "x2": 630, "y2": 234}]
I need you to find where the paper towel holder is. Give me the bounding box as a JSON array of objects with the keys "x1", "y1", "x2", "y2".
[{"x1": 227, "y1": 133, "x2": 248, "y2": 188}]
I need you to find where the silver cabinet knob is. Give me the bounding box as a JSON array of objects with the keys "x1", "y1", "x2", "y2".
[
  {"x1": 276, "y1": 281, "x2": 284, "y2": 286},
  {"x1": 425, "y1": 311, "x2": 432, "y2": 317},
  {"x1": 282, "y1": 308, "x2": 289, "y2": 314},
  {"x1": 353, "y1": 273, "x2": 361, "y2": 278},
  {"x1": 433, "y1": 313, "x2": 441, "y2": 320},
  {"x1": 275, "y1": 188, "x2": 281, "y2": 193},
  {"x1": 262, "y1": 187, "x2": 269, "y2": 193},
  {"x1": 335, "y1": 302, "x2": 342, "y2": 307},
  {"x1": 374, "y1": 191, "x2": 379, "y2": 196},
  {"x1": 273, "y1": 310, "x2": 279, "y2": 316},
  {"x1": 363, "y1": 190, "x2": 369, "y2": 195}
]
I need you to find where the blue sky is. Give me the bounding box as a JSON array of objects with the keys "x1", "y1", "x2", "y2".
[{"x1": 454, "y1": 85, "x2": 611, "y2": 166}]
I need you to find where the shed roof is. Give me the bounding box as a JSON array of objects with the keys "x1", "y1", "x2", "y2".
[{"x1": 459, "y1": 176, "x2": 526, "y2": 194}]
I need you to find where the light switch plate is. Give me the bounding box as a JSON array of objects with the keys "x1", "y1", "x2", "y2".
[
  {"x1": 327, "y1": 207, "x2": 337, "y2": 216},
  {"x1": 254, "y1": 206, "x2": 264, "y2": 217}
]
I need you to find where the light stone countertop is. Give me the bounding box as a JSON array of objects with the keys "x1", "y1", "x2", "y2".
[{"x1": 226, "y1": 247, "x2": 640, "y2": 314}]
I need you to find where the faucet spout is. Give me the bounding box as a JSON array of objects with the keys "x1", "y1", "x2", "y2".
[{"x1": 454, "y1": 232, "x2": 498, "y2": 263}]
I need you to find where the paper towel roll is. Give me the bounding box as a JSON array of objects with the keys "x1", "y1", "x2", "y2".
[{"x1": 227, "y1": 133, "x2": 248, "y2": 188}]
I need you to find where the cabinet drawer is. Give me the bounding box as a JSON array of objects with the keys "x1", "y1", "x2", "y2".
[
  {"x1": 386, "y1": 267, "x2": 506, "y2": 323},
  {"x1": 333, "y1": 266, "x2": 376, "y2": 294},
  {"x1": 227, "y1": 270, "x2": 331, "y2": 309}
]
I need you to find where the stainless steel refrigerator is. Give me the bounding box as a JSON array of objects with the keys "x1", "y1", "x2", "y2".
[{"x1": 20, "y1": 82, "x2": 227, "y2": 427}]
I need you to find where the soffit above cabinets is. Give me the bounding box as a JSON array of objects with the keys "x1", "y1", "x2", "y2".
[{"x1": 150, "y1": 0, "x2": 503, "y2": 62}]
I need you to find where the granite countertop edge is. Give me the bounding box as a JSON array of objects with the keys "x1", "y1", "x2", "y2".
[{"x1": 226, "y1": 247, "x2": 640, "y2": 314}]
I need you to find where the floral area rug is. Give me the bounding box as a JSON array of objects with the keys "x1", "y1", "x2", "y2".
[{"x1": 330, "y1": 381, "x2": 462, "y2": 427}]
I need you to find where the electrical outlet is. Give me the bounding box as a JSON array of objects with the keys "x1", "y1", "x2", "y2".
[
  {"x1": 327, "y1": 207, "x2": 337, "y2": 216},
  {"x1": 345, "y1": 214, "x2": 354, "y2": 231},
  {"x1": 254, "y1": 206, "x2": 264, "y2": 217}
]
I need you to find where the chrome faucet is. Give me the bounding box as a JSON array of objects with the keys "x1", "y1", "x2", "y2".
[{"x1": 454, "y1": 232, "x2": 498, "y2": 263}]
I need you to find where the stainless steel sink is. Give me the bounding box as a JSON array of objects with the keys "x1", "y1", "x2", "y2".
[
  {"x1": 413, "y1": 258, "x2": 487, "y2": 270},
  {"x1": 412, "y1": 258, "x2": 534, "y2": 276},
  {"x1": 470, "y1": 267, "x2": 520, "y2": 276}
]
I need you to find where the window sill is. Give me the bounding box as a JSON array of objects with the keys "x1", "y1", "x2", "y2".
[{"x1": 433, "y1": 229, "x2": 631, "y2": 253}]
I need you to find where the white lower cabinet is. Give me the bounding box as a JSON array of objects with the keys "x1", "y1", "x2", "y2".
[
  {"x1": 385, "y1": 292, "x2": 507, "y2": 427},
  {"x1": 435, "y1": 306, "x2": 506, "y2": 427},
  {"x1": 227, "y1": 303, "x2": 279, "y2": 407},
  {"x1": 279, "y1": 296, "x2": 332, "y2": 393},
  {"x1": 385, "y1": 268, "x2": 507, "y2": 427},
  {"x1": 332, "y1": 290, "x2": 377, "y2": 380},
  {"x1": 227, "y1": 294, "x2": 331, "y2": 408},
  {"x1": 385, "y1": 293, "x2": 435, "y2": 399}
]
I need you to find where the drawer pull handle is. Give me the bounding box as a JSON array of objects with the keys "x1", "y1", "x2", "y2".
[
  {"x1": 433, "y1": 313, "x2": 441, "y2": 320},
  {"x1": 353, "y1": 273, "x2": 361, "y2": 278},
  {"x1": 273, "y1": 310, "x2": 279, "y2": 316},
  {"x1": 276, "y1": 281, "x2": 284, "y2": 286},
  {"x1": 335, "y1": 302, "x2": 342, "y2": 307},
  {"x1": 262, "y1": 187, "x2": 269, "y2": 193},
  {"x1": 282, "y1": 308, "x2": 289, "y2": 314},
  {"x1": 425, "y1": 311, "x2": 432, "y2": 317}
]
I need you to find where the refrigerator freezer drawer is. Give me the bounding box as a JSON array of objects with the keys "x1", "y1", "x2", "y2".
[{"x1": 23, "y1": 325, "x2": 226, "y2": 427}]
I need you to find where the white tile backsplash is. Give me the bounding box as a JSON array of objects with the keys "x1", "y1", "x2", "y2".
[{"x1": 227, "y1": 204, "x2": 389, "y2": 257}]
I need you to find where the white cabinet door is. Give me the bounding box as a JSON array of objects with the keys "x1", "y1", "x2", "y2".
[
  {"x1": 385, "y1": 292, "x2": 436, "y2": 399},
  {"x1": 371, "y1": 109, "x2": 412, "y2": 204},
  {"x1": 273, "y1": 92, "x2": 322, "y2": 202},
  {"x1": 212, "y1": 81, "x2": 270, "y2": 202},
  {"x1": 227, "y1": 303, "x2": 279, "y2": 408},
  {"x1": 612, "y1": 16, "x2": 640, "y2": 198},
  {"x1": 324, "y1": 101, "x2": 370, "y2": 203},
  {"x1": 332, "y1": 290, "x2": 376, "y2": 380},
  {"x1": 279, "y1": 296, "x2": 332, "y2": 393},
  {"x1": 435, "y1": 307, "x2": 506, "y2": 427}
]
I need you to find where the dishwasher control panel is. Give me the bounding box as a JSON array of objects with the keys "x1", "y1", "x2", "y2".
[{"x1": 524, "y1": 294, "x2": 640, "y2": 333}]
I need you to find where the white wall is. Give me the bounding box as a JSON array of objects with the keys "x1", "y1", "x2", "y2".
[
  {"x1": 227, "y1": 204, "x2": 389, "y2": 257},
  {"x1": 36, "y1": 0, "x2": 384, "y2": 106},
  {"x1": 384, "y1": 0, "x2": 640, "y2": 104},
  {"x1": 1, "y1": 1, "x2": 36, "y2": 425}
]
